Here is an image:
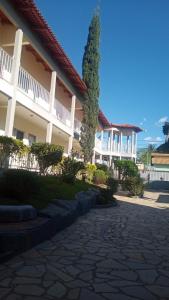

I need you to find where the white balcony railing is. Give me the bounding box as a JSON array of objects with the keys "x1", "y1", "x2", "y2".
[
  {"x1": 0, "y1": 48, "x2": 13, "y2": 82},
  {"x1": 54, "y1": 99, "x2": 71, "y2": 127},
  {"x1": 74, "y1": 118, "x2": 81, "y2": 134},
  {"x1": 18, "y1": 66, "x2": 50, "y2": 110}
]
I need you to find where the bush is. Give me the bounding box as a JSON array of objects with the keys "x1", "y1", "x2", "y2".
[
  {"x1": 86, "y1": 163, "x2": 97, "y2": 182},
  {"x1": 124, "y1": 176, "x2": 144, "y2": 197},
  {"x1": 107, "y1": 177, "x2": 118, "y2": 195},
  {"x1": 114, "y1": 160, "x2": 139, "y2": 181},
  {"x1": 31, "y1": 143, "x2": 63, "y2": 174},
  {"x1": 61, "y1": 157, "x2": 84, "y2": 184},
  {"x1": 93, "y1": 169, "x2": 107, "y2": 185},
  {"x1": 96, "y1": 163, "x2": 108, "y2": 173},
  {"x1": 0, "y1": 169, "x2": 40, "y2": 200},
  {"x1": 0, "y1": 136, "x2": 29, "y2": 169}
]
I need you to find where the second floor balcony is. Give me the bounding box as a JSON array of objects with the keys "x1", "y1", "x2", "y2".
[{"x1": 0, "y1": 47, "x2": 82, "y2": 132}]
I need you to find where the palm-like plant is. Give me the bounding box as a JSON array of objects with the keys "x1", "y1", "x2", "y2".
[{"x1": 163, "y1": 122, "x2": 169, "y2": 142}]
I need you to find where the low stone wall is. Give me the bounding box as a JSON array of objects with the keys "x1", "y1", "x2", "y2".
[{"x1": 0, "y1": 188, "x2": 100, "y2": 260}]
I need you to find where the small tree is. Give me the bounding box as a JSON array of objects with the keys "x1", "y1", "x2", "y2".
[
  {"x1": 114, "y1": 160, "x2": 138, "y2": 181},
  {"x1": 31, "y1": 142, "x2": 63, "y2": 175},
  {"x1": 80, "y1": 11, "x2": 100, "y2": 162},
  {"x1": 163, "y1": 122, "x2": 169, "y2": 143},
  {"x1": 61, "y1": 157, "x2": 84, "y2": 184},
  {"x1": 0, "y1": 136, "x2": 29, "y2": 169}
]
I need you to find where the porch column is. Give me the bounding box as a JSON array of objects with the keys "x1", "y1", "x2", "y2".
[
  {"x1": 110, "y1": 129, "x2": 113, "y2": 153},
  {"x1": 49, "y1": 71, "x2": 57, "y2": 113},
  {"x1": 131, "y1": 131, "x2": 134, "y2": 157},
  {"x1": 5, "y1": 29, "x2": 23, "y2": 137},
  {"x1": 46, "y1": 122, "x2": 53, "y2": 143},
  {"x1": 100, "y1": 154, "x2": 102, "y2": 164},
  {"x1": 120, "y1": 131, "x2": 123, "y2": 154},
  {"x1": 127, "y1": 136, "x2": 129, "y2": 153},
  {"x1": 68, "y1": 95, "x2": 76, "y2": 156}
]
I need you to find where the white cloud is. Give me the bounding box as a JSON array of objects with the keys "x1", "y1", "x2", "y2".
[
  {"x1": 143, "y1": 118, "x2": 147, "y2": 122},
  {"x1": 144, "y1": 136, "x2": 163, "y2": 144},
  {"x1": 144, "y1": 136, "x2": 152, "y2": 141},
  {"x1": 140, "y1": 122, "x2": 143, "y2": 126},
  {"x1": 155, "y1": 116, "x2": 168, "y2": 127}
]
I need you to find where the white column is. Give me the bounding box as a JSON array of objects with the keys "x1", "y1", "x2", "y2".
[
  {"x1": 131, "y1": 131, "x2": 134, "y2": 157},
  {"x1": 5, "y1": 29, "x2": 23, "y2": 137},
  {"x1": 68, "y1": 95, "x2": 76, "y2": 156},
  {"x1": 120, "y1": 131, "x2": 123, "y2": 153},
  {"x1": 110, "y1": 129, "x2": 113, "y2": 153},
  {"x1": 100, "y1": 154, "x2": 103, "y2": 164},
  {"x1": 70, "y1": 95, "x2": 76, "y2": 132},
  {"x1": 49, "y1": 71, "x2": 57, "y2": 113},
  {"x1": 46, "y1": 122, "x2": 53, "y2": 143},
  {"x1": 127, "y1": 136, "x2": 129, "y2": 153},
  {"x1": 117, "y1": 134, "x2": 120, "y2": 153}
]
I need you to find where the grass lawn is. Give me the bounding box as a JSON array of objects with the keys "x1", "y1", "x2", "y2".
[{"x1": 0, "y1": 176, "x2": 97, "y2": 209}]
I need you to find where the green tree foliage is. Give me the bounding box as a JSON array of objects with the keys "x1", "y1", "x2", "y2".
[
  {"x1": 80, "y1": 11, "x2": 100, "y2": 162},
  {"x1": 61, "y1": 157, "x2": 84, "y2": 184},
  {"x1": 163, "y1": 122, "x2": 169, "y2": 142},
  {"x1": 139, "y1": 144, "x2": 156, "y2": 165},
  {"x1": 0, "y1": 136, "x2": 29, "y2": 168},
  {"x1": 86, "y1": 163, "x2": 97, "y2": 182},
  {"x1": 31, "y1": 142, "x2": 63, "y2": 175},
  {"x1": 114, "y1": 160, "x2": 138, "y2": 181}
]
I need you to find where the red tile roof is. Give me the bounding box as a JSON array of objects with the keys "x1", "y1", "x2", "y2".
[
  {"x1": 11, "y1": 0, "x2": 87, "y2": 94},
  {"x1": 98, "y1": 110, "x2": 111, "y2": 127},
  {"x1": 110, "y1": 123, "x2": 142, "y2": 133}
]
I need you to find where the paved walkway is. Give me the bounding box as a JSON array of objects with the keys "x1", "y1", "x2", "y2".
[{"x1": 1, "y1": 190, "x2": 169, "y2": 300}]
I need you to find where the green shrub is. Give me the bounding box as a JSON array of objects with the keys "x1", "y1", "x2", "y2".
[
  {"x1": 96, "y1": 163, "x2": 108, "y2": 173},
  {"x1": 0, "y1": 169, "x2": 40, "y2": 200},
  {"x1": 114, "y1": 160, "x2": 139, "y2": 181},
  {"x1": 0, "y1": 136, "x2": 29, "y2": 169},
  {"x1": 124, "y1": 176, "x2": 144, "y2": 197},
  {"x1": 31, "y1": 142, "x2": 63, "y2": 174},
  {"x1": 61, "y1": 157, "x2": 84, "y2": 184},
  {"x1": 93, "y1": 169, "x2": 107, "y2": 185},
  {"x1": 86, "y1": 163, "x2": 97, "y2": 182},
  {"x1": 107, "y1": 177, "x2": 118, "y2": 195}
]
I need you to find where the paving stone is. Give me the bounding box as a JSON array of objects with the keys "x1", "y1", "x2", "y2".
[
  {"x1": 66, "y1": 279, "x2": 90, "y2": 288},
  {"x1": 14, "y1": 285, "x2": 44, "y2": 296},
  {"x1": 67, "y1": 288, "x2": 80, "y2": 299},
  {"x1": 0, "y1": 278, "x2": 11, "y2": 287},
  {"x1": 94, "y1": 283, "x2": 118, "y2": 293},
  {"x1": 13, "y1": 277, "x2": 41, "y2": 285},
  {"x1": 137, "y1": 269, "x2": 158, "y2": 284},
  {"x1": 0, "y1": 288, "x2": 12, "y2": 299},
  {"x1": 16, "y1": 266, "x2": 44, "y2": 278},
  {"x1": 79, "y1": 271, "x2": 93, "y2": 281},
  {"x1": 80, "y1": 288, "x2": 105, "y2": 300},
  {"x1": 103, "y1": 293, "x2": 138, "y2": 300},
  {"x1": 147, "y1": 285, "x2": 169, "y2": 297},
  {"x1": 110, "y1": 270, "x2": 138, "y2": 281},
  {"x1": 5, "y1": 295, "x2": 23, "y2": 300},
  {"x1": 121, "y1": 286, "x2": 157, "y2": 300},
  {"x1": 65, "y1": 266, "x2": 81, "y2": 276},
  {"x1": 47, "y1": 282, "x2": 67, "y2": 298}
]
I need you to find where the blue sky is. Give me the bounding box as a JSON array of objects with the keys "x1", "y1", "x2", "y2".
[{"x1": 35, "y1": 0, "x2": 169, "y2": 149}]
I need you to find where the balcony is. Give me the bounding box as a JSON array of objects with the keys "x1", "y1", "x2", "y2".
[
  {"x1": 95, "y1": 137, "x2": 135, "y2": 156},
  {"x1": 0, "y1": 47, "x2": 72, "y2": 129}
]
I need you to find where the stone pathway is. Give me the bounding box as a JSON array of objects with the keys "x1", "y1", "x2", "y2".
[{"x1": 1, "y1": 190, "x2": 169, "y2": 299}]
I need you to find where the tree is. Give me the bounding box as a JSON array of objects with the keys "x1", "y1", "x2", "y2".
[
  {"x1": 80, "y1": 11, "x2": 100, "y2": 163},
  {"x1": 139, "y1": 144, "x2": 156, "y2": 165},
  {"x1": 114, "y1": 160, "x2": 138, "y2": 181},
  {"x1": 163, "y1": 122, "x2": 169, "y2": 142}
]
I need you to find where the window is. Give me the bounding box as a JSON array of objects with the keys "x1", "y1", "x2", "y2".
[
  {"x1": 13, "y1": 128, "x2": 24, "y2": 140},
  {"x1": 28, "y1": 134, "x2": 36, "y2": 146}
]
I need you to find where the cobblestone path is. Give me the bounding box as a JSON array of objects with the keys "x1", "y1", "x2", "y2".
[{"x1": 1, "y1": 191, "x2": 169, "y2": 300}]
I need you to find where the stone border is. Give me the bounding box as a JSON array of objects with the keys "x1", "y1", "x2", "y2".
[{"x1": 0, "y1": 189, "x2": 101, "y2": 261}]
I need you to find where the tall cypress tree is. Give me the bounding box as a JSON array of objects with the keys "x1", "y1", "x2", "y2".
[{"x1": 80, "y1": 11, "x2": 100, "y2": 163}]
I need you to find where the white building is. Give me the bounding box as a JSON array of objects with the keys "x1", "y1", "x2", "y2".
[{"x1": 0, "y1": 0, "x2": 142, "y2": 169}]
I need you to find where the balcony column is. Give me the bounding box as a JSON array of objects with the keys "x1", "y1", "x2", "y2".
[
  {"x1": 46, "y1": 71, "x2": 57, "y2": 143},
  {"x1": 110, "y1": 129, "x2": 113, "y2": 153},
  {"x1": 131, "y1": 131, "x2": 135, "y2": 158},
  {"x1": 46, "y1": 122, "x2": 53, "y2": 143},
  {"x1": 127, "y1": 136, "x2": 129, "y2": 153},
  {"x1": 68, "y1": 95, "x2": 76, "y2": 156},
  {"x1": 5, "y1": 29, "x2": 23, "y2": 137}
]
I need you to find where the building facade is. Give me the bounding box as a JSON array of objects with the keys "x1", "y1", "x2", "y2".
[{"x1": 0, "y1": 0, "x2": 142, "y2": 168}]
